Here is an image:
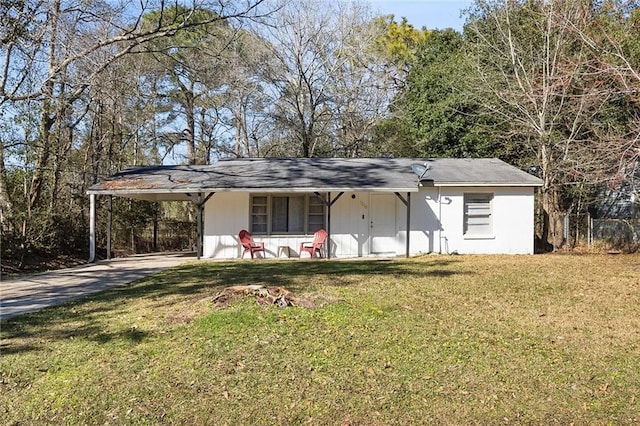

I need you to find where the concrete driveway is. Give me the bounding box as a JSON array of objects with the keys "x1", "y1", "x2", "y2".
[{"x1": 0, "y1": 252, "x2": 195, "y2": 321}]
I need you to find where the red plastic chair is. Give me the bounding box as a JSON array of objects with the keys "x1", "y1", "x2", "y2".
[
  {"x1": 299, "y1": 229, "x2": 327, "y2": 258},
  {"x1": 239, "y1": 230, "x2": 265, "y2": 259}
]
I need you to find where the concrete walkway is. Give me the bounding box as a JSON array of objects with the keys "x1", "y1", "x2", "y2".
[{"x1": 0, "y1": 252, "x2": 195, "y2": 321}]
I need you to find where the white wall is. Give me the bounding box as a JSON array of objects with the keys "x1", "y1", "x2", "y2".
[
  {"x1": 203, "y1": 192, "x2": 372, "y2": 259},
  {"x1": 202, "y1": 187, "x2": 536, "y2": 259},
  {"x1": 409, "y1": 186, "x2": 536, "y2": 255},
  {"x1": 203, "y1": 192, "x2": 249, "y2": 258},
  {"x1": 327, "y1": 192, "x2": 371, "y2": 257},
  {"x1": 408, "y1": 188, "x2": 438, "y2": 255}
]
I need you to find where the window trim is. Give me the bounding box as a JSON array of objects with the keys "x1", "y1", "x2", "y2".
[
  {"x1": 463, "y1": 192, "x2": 494, "y2": 239},
  {"x1": 250, "y1": 193, "x2": 326, "y2": 235}
]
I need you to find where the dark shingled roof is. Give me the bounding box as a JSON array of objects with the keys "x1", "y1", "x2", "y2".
[{"x1": 87, "y1": 158, "x2": 542, "y2": 201}]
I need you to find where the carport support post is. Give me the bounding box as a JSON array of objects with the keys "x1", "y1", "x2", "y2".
[
  {"x1": 106, "y1": 195, "x2": 112, "y2": 260},
  {"x1": 89, "y1": 193, "x2": 96, "y2": 263},
  {"x1": 197, "y1": 199, "x2": 202, "y2": 259}
]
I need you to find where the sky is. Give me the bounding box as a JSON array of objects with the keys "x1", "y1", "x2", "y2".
[{"x1": 365, "y1": 0, "x2": 474, "y2": 31}]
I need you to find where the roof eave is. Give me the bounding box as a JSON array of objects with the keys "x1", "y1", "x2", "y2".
[
  {"x1": 87, "y1": 186, "x2": 421, "y2": 196},
  {"x1": 420, "y1": 181, "x2": 543, "y2": 188}
]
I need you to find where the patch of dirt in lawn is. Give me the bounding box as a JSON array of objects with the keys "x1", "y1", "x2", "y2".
[
  {"x1": 211, "y1": 285, "x2": 316, "y2": 309},
  {"x1": 165, "y1": 285, "x2": 318, "y2": 325}
]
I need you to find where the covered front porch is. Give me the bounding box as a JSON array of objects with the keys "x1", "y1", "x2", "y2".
[{"x1": 202, "y1": 190, "x2": 414, "y2": 259}]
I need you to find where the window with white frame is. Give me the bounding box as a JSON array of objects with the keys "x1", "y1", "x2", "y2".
[
  {"x1": 250, "y1": 194, "x2": 326, "y2": 234},
  {"x1": 463, "y1": 193, "x2": 493, "y2": 236}
]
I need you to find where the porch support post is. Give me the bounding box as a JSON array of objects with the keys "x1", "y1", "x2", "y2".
[
  {"x1": 106, "y1": 195, "x2": 112, "y2": 260},
  {"x1": 315, "y1": 191, "x2": 344, "y2": 259},
  {"x1": 196, "y1": 198, "x2": 203, "y2": 260},
  {"x1": 327, "y1": 192, "x2": 331, "y2": 259},
  {"x1": 152, "y1": 202, "x2": 158, "y2": 252},
  {"x1": 395, "y1": 192, "x2": 412, "y2": 258},
  {"x1": 89, "y1": 193, "x2": 96, "y2": 263}
]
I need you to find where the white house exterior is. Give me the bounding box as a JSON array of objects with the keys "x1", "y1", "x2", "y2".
[
  {"x1": 87, "y1": 158, "x2": 543, "y2": 260},
  {"x1": 203, "y1": 186, "x2": 536, "y2": 258}
]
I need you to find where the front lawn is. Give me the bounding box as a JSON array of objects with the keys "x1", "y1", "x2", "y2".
[{"x1": 1, "y1": 255, "x2": 639, "y2": 424}]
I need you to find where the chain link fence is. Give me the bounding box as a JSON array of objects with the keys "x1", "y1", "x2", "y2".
[
  {"x1": 556, "y1": 213, "x2": 639, "y2": 253},
  {"x1": 590, "y1": 218, "x2": 640, "y2": 252}
]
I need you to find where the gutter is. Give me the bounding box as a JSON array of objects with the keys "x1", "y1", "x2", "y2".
[{"x1": 87, "y1": 187, "x2": 421, "y2": 195}]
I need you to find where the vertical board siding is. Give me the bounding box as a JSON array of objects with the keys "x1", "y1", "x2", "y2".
[{"x1": 202, "y1": 188, "x2": 536, "y2": 259}]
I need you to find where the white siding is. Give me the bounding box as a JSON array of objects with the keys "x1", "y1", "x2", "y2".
[
  {"x1": 409, "y1": 188, "x2": 439, "y2": 255},
  {"x1": 204, "y1": 191, "x2": 369, "y2": 259},
  {"x1": 329, "y1": 192, "x2": 371, "y2": 257},
  {"x1": 203, "y1": 192, "x2": 249, "y2": 258},
  {"x1": 202, "y1": 187, "x2": 536, "y2": 259},
  {"x1": 409, "y1": 186, "x2": 535, "y2": 255}
]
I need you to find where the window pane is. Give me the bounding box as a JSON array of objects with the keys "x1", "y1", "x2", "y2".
[
  {"x1": 252, "y1": 205, "x2": 267, "y2": 215},
  {"x1": 289, "y1": 196, "x2": 305, "y2": 233},
  {"x1": 308, "y1": 204, "x2": 324, "y2": 214},
  {"x1": 252, "y1": 194, "x2": 326, "y2": 235},
  {"x1": 308, "y1": 218, "x2": 324, "y2": 233},
  {"x1": 308, "y1": 196, "x2": 325, "y2": 233},
  {"x1": 271, "y1": 196, "x2": 288, "y2": 232},
  {"x1": 252, "y1": 221, "x2": 267, "y2": 234},
  {"x1": 464, "y1": 194, "x2": 492, "y2": 235},
  {"x1": 251, "y1": 196, "x2": 268, "y2": 234}
]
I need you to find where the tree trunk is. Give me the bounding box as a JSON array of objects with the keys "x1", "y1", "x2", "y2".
[
  {"x1": 542, "y1": 186, "x2": 564, "y2": 250},
  {"x1": 186, "y1": 90, "x2": 196, "y2": 165},
  {"x1": 50, "y1": 102, "x2": 73, "y2": 213},
  {"x1": 176, "y1": 78, "x2": 197, "y2": 165},
  {"x1": 539, "y1": 143, "x2": 565, "y2": 250},
  {"x1": 29, "y1": 97, "x2": 54, "y2": 214},
  {"x1": 29, "y1": 0, "x2": 60, "y2": 216},
  {"x1": 0, "y1": 141, "x2": 14, "y2": 231}
]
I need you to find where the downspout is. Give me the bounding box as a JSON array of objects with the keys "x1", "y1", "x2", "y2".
[
  {"x1": 406, "y1": 192, "x2": 411, "y2": 258},
  {"x1": 89, "y1": 193, "x2": 96, "y2": 263},
  {"x1": 438, "y1": 186, "x2": 442, "y2": 254}
]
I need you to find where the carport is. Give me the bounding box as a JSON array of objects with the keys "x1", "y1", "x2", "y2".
[
  {"x1": 87, "y1": 160, "x2": 418, "y2": 261},
  {"x1": 87, "y1": 166, "x2": 218, "y2": 262}
]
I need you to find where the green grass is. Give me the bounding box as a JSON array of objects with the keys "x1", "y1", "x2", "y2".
[{"x1": 1, "y1": 255, "x2": 640, "y2": 424}]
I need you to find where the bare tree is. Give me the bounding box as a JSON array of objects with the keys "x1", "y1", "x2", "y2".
[
  {"x1": 466, "y1": 0, "x2": 617, "y2": 249},
  {"x1": 581, "y1": 1, "x2": 640, "y2": 199},
  {"x1": 255, "y1": 0, "x2": 394, "y2": 158},
  {"x1": 219, "y1": 30, "x2": 275, "y2": 158},
  {"x1": 329, "y1": 7, "x2": 396, "y2": 157},
  {"x1": 0, "y1": 0, "x2": 267, "y2": 254}
]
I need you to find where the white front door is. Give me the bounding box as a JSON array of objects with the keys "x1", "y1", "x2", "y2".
[{"x1": 370, "y1": 193, "x2": 397, "y2": 254}]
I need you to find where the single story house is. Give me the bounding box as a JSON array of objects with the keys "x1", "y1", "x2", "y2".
[{"x1": 87, "y1": 157, "x2": 543, "y2": 259}]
